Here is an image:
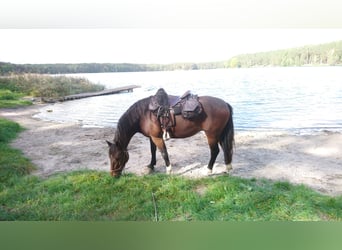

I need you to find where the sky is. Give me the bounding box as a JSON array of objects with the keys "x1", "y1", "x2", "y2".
[
  {"x1": 1, "y1": 0, "x2": 342, "y2": 64},
  {"x1": 1, "y1": 29, "x2": 342, "y2": 65}
]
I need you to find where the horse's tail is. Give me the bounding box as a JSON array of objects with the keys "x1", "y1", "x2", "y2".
[{"x1": 219, "y1": 103, "x2": 235, "y2": 164}]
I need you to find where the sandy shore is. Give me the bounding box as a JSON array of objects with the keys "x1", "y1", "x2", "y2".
[{"x1": 1, "y1": 105, "x2": 342, "y2": 196}]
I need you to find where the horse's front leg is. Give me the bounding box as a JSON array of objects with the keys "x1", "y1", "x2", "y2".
[
  {"x1": 146, "y1": 137, "x2": 157, "y2": 174},
  {"x1": 150, "y1": 136, "x2": 172, "y2": 174}
]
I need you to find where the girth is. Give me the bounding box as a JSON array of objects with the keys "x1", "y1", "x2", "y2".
[{"x1": 156, "y1": 106, "x2": 175, "y2": 140}]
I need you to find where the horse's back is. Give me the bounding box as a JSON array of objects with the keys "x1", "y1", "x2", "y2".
[
  {"x1": 170, "y1": 95, "x2": 230, "y2": 138},
  {"x1": 198, "y1": 96, "x2": 231, "y2": 133},
  {"x1": 199, "y1": 96, "x2": 230, "y2": 116}
]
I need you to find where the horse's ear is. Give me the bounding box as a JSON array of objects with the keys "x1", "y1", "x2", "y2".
[{"x1": 106, "y1": 140, "x2": 113, "y2": 147}]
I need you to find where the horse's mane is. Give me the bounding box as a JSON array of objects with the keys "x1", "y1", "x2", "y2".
[{"x1": 114, "y1": 96, "x2": 151, "y2": 149}]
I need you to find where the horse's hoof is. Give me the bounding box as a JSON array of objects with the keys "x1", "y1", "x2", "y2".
[
  {"x1": 226, "y1": 164, "x2": 233, "y2": 172},
  {"x1": 144, "y1": 166, "x2": 154, "y2": 175},
  {"x1": 207, "y1": 168, "x2": 213, "y2": 175},
  {"x1": 166, "y1": 165, "x2": 172, "y2": 175}
]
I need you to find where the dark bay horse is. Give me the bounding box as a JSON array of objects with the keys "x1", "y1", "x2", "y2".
[{"x1": 106, "y1": 91, "x2": 234, "y2": 177}]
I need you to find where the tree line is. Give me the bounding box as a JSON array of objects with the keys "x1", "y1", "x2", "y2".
[
  {"x1": 0, "y1": 62, "x2": 226, "y2": 75},
  {"x1": 1, "y1": 40, "x2": 341, "y2": 75},
  {"x1": 227, "y1": 41, "x2": 342, "y2": 68}
]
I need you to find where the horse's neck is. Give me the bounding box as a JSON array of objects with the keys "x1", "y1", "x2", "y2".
[
  {"x1": 114, "y1": 101, "x2": 144, "y2": 149},
  {"x1": 115, "y1": 122, "x2": 137, "y2": 150}
]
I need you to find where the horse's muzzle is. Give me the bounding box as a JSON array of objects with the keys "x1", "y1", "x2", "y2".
[{"x1": 110, "y1": 170, "x2": 121, "y2": 178}]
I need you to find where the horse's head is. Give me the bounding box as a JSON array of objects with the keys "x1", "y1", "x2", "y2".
[{"x1": 106, "y1": 140, "x2": 129, "y2": 177}]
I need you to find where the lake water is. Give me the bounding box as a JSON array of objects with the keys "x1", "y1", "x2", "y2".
[{"x1": 35, "y1": 67, "x2": 342, "y2": 134}]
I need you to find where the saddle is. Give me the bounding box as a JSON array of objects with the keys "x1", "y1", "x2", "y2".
[{"x1": 149, "y1": 88, "x2": 203, "y2": 139}]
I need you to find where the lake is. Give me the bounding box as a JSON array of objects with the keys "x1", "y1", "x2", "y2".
[{"x1": 34, "y1": 67, "x2": 342, "y2": 134}]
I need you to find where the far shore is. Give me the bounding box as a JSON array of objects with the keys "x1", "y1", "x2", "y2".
[{"x1": 1, "y1": 104, "x2": 342, "y2": 196}]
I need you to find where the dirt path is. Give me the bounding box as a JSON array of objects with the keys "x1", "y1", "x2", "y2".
[{"x1": 1, "y1": 105, "x2": 342, "y2": 196}]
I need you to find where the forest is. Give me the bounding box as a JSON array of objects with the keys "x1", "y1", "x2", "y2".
[
  {"x1": 0, "y1": 61, "x2": 225, "y2": 75},
  {"x1": 0, "y1": 40, "x2": 341, "y2": 75},
  {"x1": 226, "y1": 40, "x2": 342, "y2": 68}
]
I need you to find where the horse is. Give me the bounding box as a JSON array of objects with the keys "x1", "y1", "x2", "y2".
[{"x1": 106, "y1": 89, "x2": 234, "y2": 177}]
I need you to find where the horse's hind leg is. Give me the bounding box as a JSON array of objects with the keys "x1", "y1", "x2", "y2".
[
  {"x1": 219, "y1": 109, "x2": 234, "y2": 173},
  {"x1": 150, "y1": 136, "x2": 172, "y2": 174},
  {"x1": 219, "y1": 141, "x2": 233, "y2": 172}
]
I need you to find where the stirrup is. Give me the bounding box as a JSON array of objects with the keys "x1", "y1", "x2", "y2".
[{"x1": 163, "y1": 130, "x2": 170, "y2": 140}]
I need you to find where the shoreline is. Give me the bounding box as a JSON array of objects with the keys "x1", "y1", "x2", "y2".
[{"x1": 1, "y1": 105, "x2": 342, "y2": 196}]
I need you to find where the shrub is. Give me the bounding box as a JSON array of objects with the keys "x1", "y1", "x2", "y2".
[{"x1": 0, "y1": 74, "x2": 104, "y2": 99}]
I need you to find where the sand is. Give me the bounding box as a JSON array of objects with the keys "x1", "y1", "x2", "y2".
[{"x1": 1, "y1": 105, "x2": 342, "y2": 196}]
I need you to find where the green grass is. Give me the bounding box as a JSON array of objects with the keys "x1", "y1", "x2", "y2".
[
  {"x1": 0, "y1": 118, "x2": 35, "y2": 188},
  {"x1": 0, "y1": 117, "x2": 23, "y2": 143},
  {"x1": 0, "y1": 117, "x2": 341, "y2": 221},
  {"x1": 1, "y1": 171, "x2": 341, "y2": 221},
  {"x1": 0, "y1": 89, "x2": 32, "y2": 108}
]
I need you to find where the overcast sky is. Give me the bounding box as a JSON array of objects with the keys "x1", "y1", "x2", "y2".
[
  {"x1": 0, "y1": 29, "x2": 341, "y2": 64},
  {"x1": 1, "y1": 0, "x2": 342, "y2": 64}
]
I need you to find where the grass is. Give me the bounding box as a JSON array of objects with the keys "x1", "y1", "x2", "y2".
[
  {"x1": 0, "y1": 118, "x2": 35, "y2": 187},
  {"x1": 1, "y1": 169, "x2": 342, "y2": 220},
  {"x1": 0, "y1": 89, "x2": 32, "y2": 108},
  {"x1": 0, "y1": 74, "x2": 104, "y2": 100},
  {"x1": 1, "y1": 111, "x2": 342, "y2": 221},
  {"x1": 1, "y1": 73, "x2": 104, "y2": 106}
]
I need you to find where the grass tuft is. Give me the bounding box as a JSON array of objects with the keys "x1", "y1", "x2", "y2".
[{"x1": 0, "y1": 90, "x2": 32, "y2": 108}]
